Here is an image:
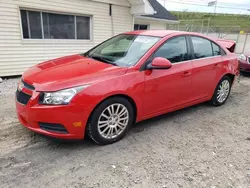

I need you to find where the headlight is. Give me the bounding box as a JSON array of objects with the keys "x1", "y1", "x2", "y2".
[
  {"x1": 239, "y1": 54, "x2": 247, "y2": 61},
  {"x1": 42, "y1": 85, "x2": 89, "y2": 105}
]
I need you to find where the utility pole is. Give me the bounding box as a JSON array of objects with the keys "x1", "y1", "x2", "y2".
[{"x1": 214, "y1": 0, "x2": 217, "y2": 14}]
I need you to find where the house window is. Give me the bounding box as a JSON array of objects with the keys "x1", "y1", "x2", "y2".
[
  {"x1": 20, "y1": 10, "x2": 91, "y2": 40},
  {"x1": 134, "y1": 24, "x2": 149, "y2": 30}
]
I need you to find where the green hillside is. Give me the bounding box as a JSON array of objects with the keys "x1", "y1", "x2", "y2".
[{"x1": 170, "y1": 11, "x2": 250, "y2": 32}]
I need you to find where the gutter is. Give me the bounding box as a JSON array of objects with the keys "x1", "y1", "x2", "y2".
[
  {"x1": 89, "y1": 0, "x2": 130, "y2": 7},
  {"x1": 135, "y1": 16, "x2": 180, "y2": 24}
]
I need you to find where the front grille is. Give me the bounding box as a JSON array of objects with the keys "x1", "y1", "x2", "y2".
[
  {"x1": 16, "y1": 90, "x2": 31, "y2": 105},
  {"x1": 22, "y1": 80, "x2": 35, "y2": 90},
  {"x1": 39, "y1": 122, "x2": 68, "y2": 134}
]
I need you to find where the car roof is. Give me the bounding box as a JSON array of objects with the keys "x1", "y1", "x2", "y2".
[
  {"x1": 124, "y1": 30, "x2": 181, "y2": 37},
  {"x1": 124, "y1": 30, "x2": 214, "y2": 38},
  {"x1": 124, "y1": 30, "x2": 235, "y2": 53}
]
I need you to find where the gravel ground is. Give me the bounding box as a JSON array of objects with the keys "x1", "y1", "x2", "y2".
[{"x1": 0, "y1": 75, "x2": 249, "y2": 188}]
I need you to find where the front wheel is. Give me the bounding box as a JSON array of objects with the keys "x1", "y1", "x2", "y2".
[
  {"x1": 211, "y1": 76, "x2": 232, "y2": 106},
  {"x1": 87, "y1": 97, "x2": 134, "y2": 145}
]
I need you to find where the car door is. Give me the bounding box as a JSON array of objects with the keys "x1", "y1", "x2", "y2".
[
  {"x1": 189, "y1": 36, "x2": 224, "y2": 100},
  {"x1": 143, "y1": 36, "x2": 193, "y2": 116}
]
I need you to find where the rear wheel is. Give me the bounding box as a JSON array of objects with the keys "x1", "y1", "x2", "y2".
[
  {"x1": 87, "y1": 97, "x2": 134, "y2": 145},
  {"x1": 211, "y1": 76, "x2": 232, "y2": 106}
]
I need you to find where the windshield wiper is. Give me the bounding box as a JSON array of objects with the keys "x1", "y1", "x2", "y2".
[{"x1": 90, "y1": 55, "x2": 117, "y2": 66}]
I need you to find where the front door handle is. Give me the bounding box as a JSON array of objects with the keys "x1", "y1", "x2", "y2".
[{"x1": 182, "y1": 71, "x2": 192, "y2": 77}]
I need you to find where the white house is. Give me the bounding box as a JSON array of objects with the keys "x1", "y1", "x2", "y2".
[
  {"x1": 134, "y1": 0, "x2": 178, "y2": 30},
  {"x1": 0, "y1": 0, "x2": 178, "y2": 77}
]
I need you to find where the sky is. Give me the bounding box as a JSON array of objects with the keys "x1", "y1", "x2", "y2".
[{"x1": 158, "y1": 0, "x2": 250, "y2": 14}]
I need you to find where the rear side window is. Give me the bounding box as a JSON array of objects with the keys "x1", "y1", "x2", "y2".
[
  {"x1": 153, "y1": 36, "x2": 188, "y2": 63},
  {"x1": 191, "y1": 37, "x2": 213, "y2": 59},
  {"x1": 212, "y1": 42, "x2": 221, "y2": 56}
]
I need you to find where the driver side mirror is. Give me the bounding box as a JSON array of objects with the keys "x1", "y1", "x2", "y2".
[{"x1": 147, "y1": 57, "x2": 172, "y2": 70}]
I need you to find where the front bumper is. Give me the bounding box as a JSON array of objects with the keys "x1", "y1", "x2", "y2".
[
  {"x1": 15, "y1": 92, "x2": 90, "y2": 140},
  {"x1": 239, "y1": 60, "x2": 250, "y2": 72}
]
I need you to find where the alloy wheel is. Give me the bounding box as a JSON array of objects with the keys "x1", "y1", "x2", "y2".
[
  {"x1": 97, "y1": 103, "x2": 129, "y2": 139},
  {"x1": 217, "y1": 80, "x2": 230, "y2": 103}
]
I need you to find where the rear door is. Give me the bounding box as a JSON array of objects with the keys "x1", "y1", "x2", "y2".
[{"x1": 189, "y1": 36, "x2": 224, "y2": 100}]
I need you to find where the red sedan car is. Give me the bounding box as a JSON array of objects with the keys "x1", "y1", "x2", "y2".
[
  {"x1": 239, "y1": 52, "x2": 250, "y2": 72},
  {"x1": 16, "y1": 30, "x2": 238, "y2": 145}
]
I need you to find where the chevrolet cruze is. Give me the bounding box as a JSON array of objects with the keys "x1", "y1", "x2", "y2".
[{"x1": 16, "y1": 30, "x2": 239, "y2": 145}]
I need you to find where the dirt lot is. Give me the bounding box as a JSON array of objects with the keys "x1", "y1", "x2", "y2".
[{"x1": 0, "y1": 75, "x2": 249, "y2": 188}]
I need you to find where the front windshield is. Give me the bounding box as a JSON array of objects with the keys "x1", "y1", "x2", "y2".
[{"x1": 85, "y1": 34, "x2": 161, "y2": 67}]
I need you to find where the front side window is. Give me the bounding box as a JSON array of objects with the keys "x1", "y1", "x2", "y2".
[
  {"x1": 191, "y1": 36, "x2": 213, "y2": 59},
  {"x1": 20, "y1": 10, "x2": 91, "y2": 40},
  {"x1": 152, "y1": 36, "x2": 188, "y2": 63},
  {"x1": 85, "y1": 34, "x2": 160, "y2": 67}
]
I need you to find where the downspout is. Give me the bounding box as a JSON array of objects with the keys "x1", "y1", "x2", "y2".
[
  {"x1": 132, "y1": 15, "x2": 135, "y2": 31},
  {"x1": 109, "y1": 4, "x2": 115, "y2": 36}
]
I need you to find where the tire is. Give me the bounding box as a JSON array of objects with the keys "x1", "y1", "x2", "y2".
[
  {"x1": 87, "y1": 97, "x2": 134, "y2": 145},
  {"x1": 211, "y1": 76, "x2": 232, "y2": 106}
]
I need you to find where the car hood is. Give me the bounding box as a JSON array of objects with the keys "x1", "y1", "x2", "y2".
[{"x1": 22, "y1": 54, "x2": 128, "y2": 91}]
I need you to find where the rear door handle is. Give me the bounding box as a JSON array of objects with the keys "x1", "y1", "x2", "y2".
[{"x1": 182, "y1": 71, "x2": 192, "y2": 77}]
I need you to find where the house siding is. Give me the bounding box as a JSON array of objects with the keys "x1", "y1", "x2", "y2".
[{"x1": 0, "y1": 0, "x2": 133, "y2": 76}]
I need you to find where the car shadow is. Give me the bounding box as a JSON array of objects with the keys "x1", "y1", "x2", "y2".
[
  {"x1": 38, "y1": 133, "x2": 97, "y2": 148},
  {"x1": 131, "y1": 102, "x2": 209, "y2": 134},
  {"x1": 37, "y1": 102, "x2": 210, "y2": 149},
  {"x1": 240, "y1": 71, "x2": 250, "y2": 77}
]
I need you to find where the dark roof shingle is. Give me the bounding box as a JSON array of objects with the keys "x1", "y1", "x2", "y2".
[{"x1": 142, "y1": 0, "x2": 178, "y2": 21}]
